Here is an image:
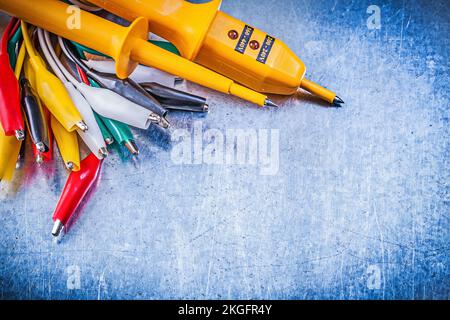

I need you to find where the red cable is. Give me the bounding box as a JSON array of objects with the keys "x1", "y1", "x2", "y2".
[
  {"x1": 2, "y1": 17, "x2": 17, "y2": 41},
  {"x1": 76, "y1": 64, "x2": 90, "y2": 85},
  {"x1": 8, "y1": 18, "x2": 20, "y2": 38}
]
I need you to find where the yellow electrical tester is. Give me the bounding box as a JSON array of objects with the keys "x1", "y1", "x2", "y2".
[
  {"x1": 87, "y1": 0, "x2": 343, "y2": 105},
  {"x1": 0, "y1": 0, "x2": 342, "y2": 106}
]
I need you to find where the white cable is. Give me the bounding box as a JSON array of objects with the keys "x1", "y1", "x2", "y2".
[
  {"x1": 38, "y1": 29, "x2": 79, "y2": 85},
  {"x1": 37, "y1": 29, "x2": 68, "y2": 82},
  {"x1": 58, "y1": 36, "x2": 76, "y2": 63},
  {"x1": 38, "y1": 29, "x2": 107, "y2": 159},
  {"x1": 67, "y1": 0, "x2": 102, "y2": 12}
]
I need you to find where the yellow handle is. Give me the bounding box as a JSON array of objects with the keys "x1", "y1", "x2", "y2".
[
  {"x1": 88, "y1": 0, "x2": 222, "y2": 60},
  {"x1": 0, "y1": 0, "x2": 147, "y2": 78}
]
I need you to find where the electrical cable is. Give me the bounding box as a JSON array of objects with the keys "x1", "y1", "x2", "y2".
[
  {"x1": 7, "y1": 23, "x2": 22, "y2": 69},
  {"x1": 14, "y1": 41, "x2": 26, "y2": 78},
  {"x1": 70, "y1": 39, "x2": 180, "y2": 58},
  {"x1": 70, "y1": 40, "x2": 181, "y2": 87},
  {"x1": 7, "y1": 18, "x2": 20, "y2": 37}
]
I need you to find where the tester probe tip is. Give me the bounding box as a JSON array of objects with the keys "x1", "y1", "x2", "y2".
[
  {"x1": 203, "y1": 104, "x2": 210, "y2": 113},
  {"x1": 51, "y1": 219, "x2": 64, "y2": 237},
  {"x1": 264, "y1": 98, "x2": 279, "y2": 108},
  {"x1": 333, "y1": 96, "x2": 344, "y2": 107}
]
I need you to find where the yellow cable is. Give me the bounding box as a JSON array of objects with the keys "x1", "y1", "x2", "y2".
[
  {"x1": 14, "y1": 41, "x2": 26, "y2": 79},
  {"x1": 20, "y1": 21, "x2": 38, "y2": 61}
]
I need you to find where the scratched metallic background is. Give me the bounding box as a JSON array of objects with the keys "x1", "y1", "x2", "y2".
[{"x1": 0, "y1": 0, "x2": 448, "y2": 300}]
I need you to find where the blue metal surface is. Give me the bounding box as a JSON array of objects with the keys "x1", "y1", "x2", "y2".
[{"x1": 0, "y1": 0, "x2": 448, "y2": 299}]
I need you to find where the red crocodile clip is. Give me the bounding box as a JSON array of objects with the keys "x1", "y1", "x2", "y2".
[
  {"x1": 0, "y1": 17, "x2": 24, "y2": 140},
  {"x1": 51, "y1": 153, "x2": 103, "y2": 237}
]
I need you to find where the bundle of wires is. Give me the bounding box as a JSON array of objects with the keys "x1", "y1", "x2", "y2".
[{"x1": 1, "y1": 16, "x2": 209, "y2": 240}]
